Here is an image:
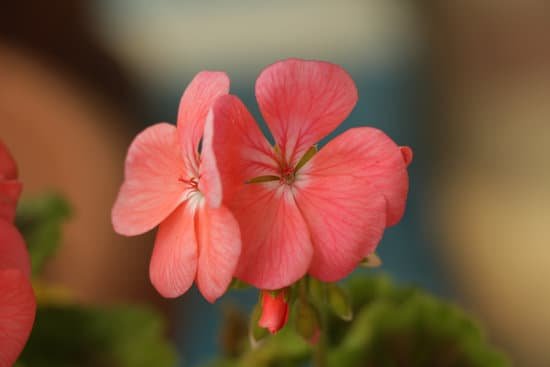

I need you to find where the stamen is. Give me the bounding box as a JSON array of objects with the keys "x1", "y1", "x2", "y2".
[
  {"x1": 280, "y1": 167, "x2": 295, "y2": 185},
  {"x1": 179, "y1": 176, "x2": 199, "y2": 190}
]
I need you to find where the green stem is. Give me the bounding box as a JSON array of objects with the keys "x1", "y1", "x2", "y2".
[{"x1": 312, "y1": 278, "x2": 328, "y2": 367}]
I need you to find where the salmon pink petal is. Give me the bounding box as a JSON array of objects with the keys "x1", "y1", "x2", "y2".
[
  {"x1": 112, "y1": 123, "x2": 188, "y2": 236},
  {"x1": 195, "y1": 204, "x2": 241, "y2": 303},
  {"x1": 301, "y1": 127, "x2": 411, "y2": 227},
  {"x1": 233, "y1": 184, "x2": 313, "y2": 289},
  {"x1": 0, "y1": 180, "x2": 22, "y2": 223},
  {"x1": 200, "y1": 95, "x2": 278, "y2": 207},
  {"x1": 0, "y1": 140, "x2": 17, "y2": 180},
  {"x1": 0, "y1": 220, "x2": 31, "y2": 278},
  {"x1": 295, "y1": 178, "x2": 386, "y2": 282},
  {"x1": 149, "y1": 202, "x2": 198, "y2": 298},
  {"x1": 0, "y1": 269, "x2": 36, "y2": 367},
  {"x1": 295, "y1": 127, "x2": 409, "y2": 281},
  {"x1": 255, "y1": 58, "x2": 357, "y2": 166},
  {"x1": 177, "y1": 71, "x2": 230, "y2": 168}
]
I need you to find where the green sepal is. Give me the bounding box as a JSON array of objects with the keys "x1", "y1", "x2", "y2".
[
  {"x1": 295, "y1": 145, "x2": 318, "y2": 172},
  {"x1": 246, "y1": 175, "x2": 280, "y2": 184},
  {"x1": 250, "y1": 303, "x2": 269, "y2": 346},
  {"x1": 360, "y1": 252, "x2": 382, "y2": 268},
  {"x1": 327, "y1": 283, "x2": 353, "y2": 321},
  {"x1": 294, "y1": 298, "x2": 321, "y2": 342}
]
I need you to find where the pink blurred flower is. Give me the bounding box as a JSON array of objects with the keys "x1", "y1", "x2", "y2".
[
  {"x1": 203, "y1": 59, "x2": 412, "y2": 290},
  {"x1": 258, "y1": 290, "x2": 289, "y2": 334},
  {"x1": 0, "y1": 141, "x2": 22, "y2": 223},
  {"x1": 0, "y1": 140, "x2": 35, "y2": 366},
  {"x1": 112, "y1": 72, "x2": 241, "y2": 302}
]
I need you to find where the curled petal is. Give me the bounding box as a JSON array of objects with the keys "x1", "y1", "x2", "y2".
[
  {"x1": 233, "y1": 184, "x2": 313, "y2": 289},
  {"x1": 112, "y1": 123, "x2": 188, "y2": 236},
  {"x1": 149, "y1": 202, "x2": 198, "y2": 298},
  {"x1": 0, "y1": 220, "x2": 31, "y2": 278},
  {"x1": 196, "y1": 204, "x2": 241, "y2": 303},
  {"x1": 296, "y1": 127, "x2": 409, "y2": 281},
  {"x1": 177, "y1": 71, "x2": 230, "y2": 169},
  {"x1": 200, "y1": 95, "x2": 278, "y2": 208},
  {"x1": 301, "y1": 127, "x2": 410, "y2": 227},
  {"x1": 256, "y1": 58, "x2": 357, "y2": 166},
  {"x1": 401, "y1": 146, "x2": 413, "y2": 166},
  {"x1": 0, "y1": 269, "x2": 36, "y2": 367}
]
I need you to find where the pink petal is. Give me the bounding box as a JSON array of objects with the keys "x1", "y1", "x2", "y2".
[
  {"x1": 0, "y1": 180, "x2": 22, "y2": 223},
  {"x1": 177, "y1": 71, "x2": 230, "y2": 170},
  {"x1": 0, "y1": 220, "x2": 31, "y2": 278},
  {"x1": 0, "y1": 140, "x2": 17, "y2": 180},
  {"x1": 195, "y1": 204, "x2": 241, "y2": 303},
  {"x1": 295, "y1": 180, "x2": 386, "y2": 282},
  {"x1": 255, "y1": 58, "x2": 358, "y2": 167},
  {"x1": 112, "y1": 123, "x2": 189, "y2": 236},
  {"x1": 233, "y1": 184, "x2": 313, "y2": 289},
  {"x1": 301, "y1": 127, "x2": 411, "y2": 227},
  {"x1": 0, "y1": 269, "x2": 36, "y2": 367},
  {"x1": 295, "y1": 127, "x2": 409, "y2": 281},
  {"x1": 200, "y1": 95, "x2": 278, "y2": 208},
  {"x1": 149, "y1": 202, "x2": 198, "y2": 298}
]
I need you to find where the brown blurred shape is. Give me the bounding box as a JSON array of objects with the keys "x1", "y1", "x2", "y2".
[
  {"x1": 0, "y1": 1, "x2": 168, "y2": 314},
  {"x1": 424, "y1": 1, "x2": 550, "y2": 366}
]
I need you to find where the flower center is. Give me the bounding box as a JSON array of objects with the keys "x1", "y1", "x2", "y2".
[
  {"x1": 280, "y1": 166, "x2": 295, "y2": 185},
  {"x1": 179, "y1": 176, "x2": 200, "y2": 191}
]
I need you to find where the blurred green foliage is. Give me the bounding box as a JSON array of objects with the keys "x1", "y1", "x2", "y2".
[
  {"x1": 18, "y1": 305, "x2": 175, "y2": 367},
  {"x1": 206, "y1": 276, "x2": 510, "y2": 367},
  {"x1": 15, "y1": 193, "x2": 177, "y2": 367},
  {"x1": 15, "y1": 192, "x2": 71, "y2": 276}
]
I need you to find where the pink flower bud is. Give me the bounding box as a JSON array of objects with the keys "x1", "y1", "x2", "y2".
[{"x1": 258, "y1": 290, "x2": 289, "y2": 334}]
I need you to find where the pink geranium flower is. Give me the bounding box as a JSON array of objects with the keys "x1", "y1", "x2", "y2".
[
  {"x1": 203, "y1": 59, "x2": 412, "y2": 290},
  {"x1": 0, "y1": 141, "x2": 36, "y2": 366},
  {"x1": 0, "y1": 141, "x2": 22, "y2": 223},
  {"x1": 112, "y1": 72, "x2": 241, "y2": 302}
]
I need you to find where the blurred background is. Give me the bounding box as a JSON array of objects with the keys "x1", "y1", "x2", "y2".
[{"x1": 1, "y1": 0, "x2": 549, "y2": 366}]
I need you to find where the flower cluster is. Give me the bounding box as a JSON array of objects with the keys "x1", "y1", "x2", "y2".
[
  {"x1": 112, "y1": 58, "x2": 412, "y2": 335},
  {"x1": 0, "y1": 141, "x2": 36, "y2": 365}
]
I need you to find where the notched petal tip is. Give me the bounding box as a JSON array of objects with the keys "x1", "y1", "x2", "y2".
[{"x1": 255, "y1": 58, "x2": 358, "y2": 167}]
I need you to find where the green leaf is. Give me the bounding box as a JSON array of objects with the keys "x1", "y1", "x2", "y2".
[
  {"x1": 19, "y1": 304, "x2": 177, "y2": 367},
  {"x1": 205, "y1": 275, "x2": 510, "y2": 367},
  {"x1": 15, "y1": 192, "x2": 71, "y2": 276}
]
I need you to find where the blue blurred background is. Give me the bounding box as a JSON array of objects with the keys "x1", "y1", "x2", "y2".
[{"x1": 1, "y1": 1, "x2": 549, "y2": 366}]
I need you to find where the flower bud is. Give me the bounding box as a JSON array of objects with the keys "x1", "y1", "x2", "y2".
[
  {"x1": 258, "y1": 289, "x2": 289, "y2": 334},
  {"x1": 294, "y1": 298, "x2": 321, "y2": 344},
  {"x1": 327, "y1": 283, "x2": 353, "y2": 321}
]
